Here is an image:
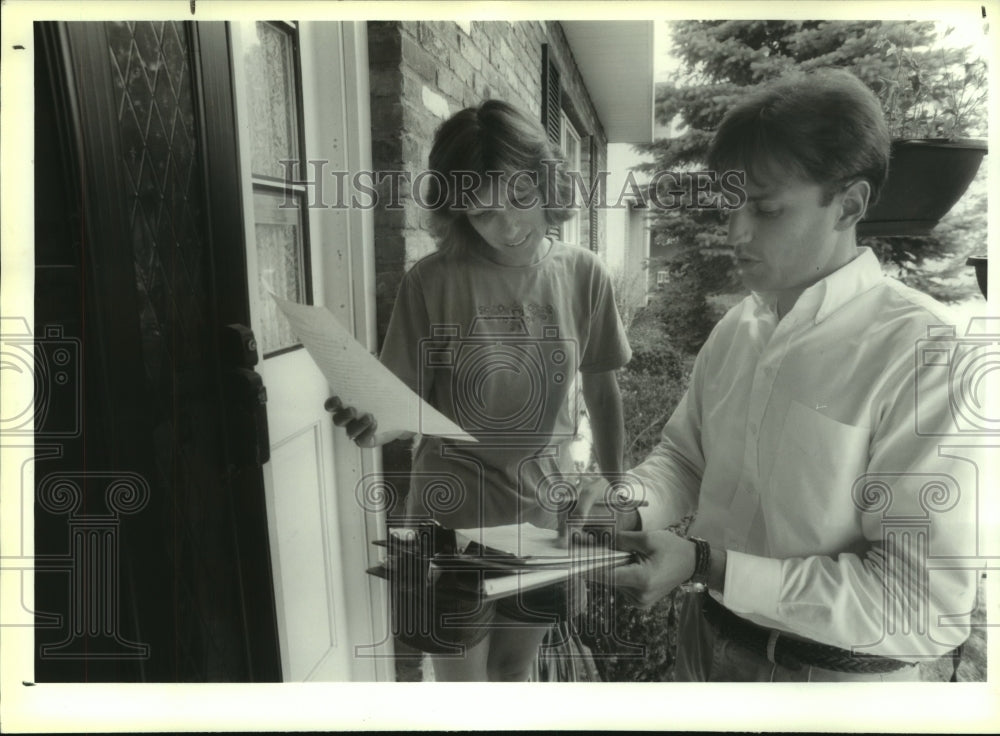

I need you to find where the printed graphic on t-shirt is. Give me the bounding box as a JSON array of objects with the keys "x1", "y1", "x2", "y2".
[{"x1": 476, "y1": 302, "x2": 554, "y2": 329}]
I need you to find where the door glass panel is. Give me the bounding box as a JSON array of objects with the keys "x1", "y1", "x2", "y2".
[
  {"x1": 236, "y1": 20, "x2": 311, "y2": 355},
  {"x1": 254, "y1": 190, "x2": 306, "y2": 355},
  {"x1": 244, "y1": 22, "x2": 300, "y2": 180}
]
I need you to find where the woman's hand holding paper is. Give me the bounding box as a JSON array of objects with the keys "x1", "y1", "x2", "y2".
[{"x1": 325, "y1": 395, "x2": 413, "y2": 447}]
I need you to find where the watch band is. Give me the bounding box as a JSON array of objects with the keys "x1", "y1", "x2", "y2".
[{"x1": 680, "y1": 536, "x2": 711, "y2": 593}]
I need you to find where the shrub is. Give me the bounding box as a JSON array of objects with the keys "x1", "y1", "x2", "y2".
[
  {"x1": 648, "y1": 255, "x2": 734, "y2": 356},
  {"x1": 618, "y1": 368, "x2": 689, "y2": 469},
  {"x1": 578, "y1": 584, "x2": 683, "y2": 682},
  {"x1": 620, "y1": 299, "x2": 691, "y2": 465},
  {"x1": 581, "y1": 510, "x2": 695, "y2": 682},
  {"x1": 626, "y1": 337, "x2": 685, "y2": 381}
]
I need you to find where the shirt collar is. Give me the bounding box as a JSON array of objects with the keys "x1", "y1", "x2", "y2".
[
  {"x1": 811, "y1": 247, "x2": 884, "y2": 323},
  {"x1": 750, "y1": 290, "x2": 778, "y2": 320},
  {"x1": 752, "y1": 247, "x2": 883, "y2": 324}
]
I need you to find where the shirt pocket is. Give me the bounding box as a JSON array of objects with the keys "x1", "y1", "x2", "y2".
[{"x1": 767, "y1": 399, "x2": 871, "y2": 556}]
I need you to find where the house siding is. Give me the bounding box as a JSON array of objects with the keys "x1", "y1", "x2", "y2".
[{"x1": 367, "y1": 20, "x2": 609, "y2": 346}]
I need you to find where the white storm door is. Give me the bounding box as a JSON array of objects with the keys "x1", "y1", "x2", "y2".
[{"x1": 230, "y1": 20, "x2": 390, "y2": 682}]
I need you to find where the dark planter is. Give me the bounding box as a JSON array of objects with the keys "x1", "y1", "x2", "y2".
[
  {"x1": 966, "y1": 255, "x2": 988, "y2": 298},
  {"x1": 858, "y1": 138, "x2": 988, "y2": 237}
]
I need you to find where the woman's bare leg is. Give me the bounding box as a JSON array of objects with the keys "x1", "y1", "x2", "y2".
[
  {"x1": 485, "y1": 616, "x2": 550, "y2": 682},
  {"x1": 429, "y1": 631, "x2": 492, "y2": 681}
]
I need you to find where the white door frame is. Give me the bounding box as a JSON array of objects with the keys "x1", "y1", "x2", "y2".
[{"x1": 320, "y1": 20, "x2": 394, "y2": 683}]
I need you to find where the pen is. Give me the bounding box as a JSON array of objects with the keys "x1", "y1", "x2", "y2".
[{"x1": 591, "y1": 499, "x2": 649, "y2": 508}]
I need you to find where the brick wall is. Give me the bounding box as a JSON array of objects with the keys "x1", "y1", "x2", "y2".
[{"x1": 367, "y1": 19, "x2": 609, "y2": 347}]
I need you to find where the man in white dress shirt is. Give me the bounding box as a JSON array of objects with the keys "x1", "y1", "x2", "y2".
[{"x1": 582, "y1": 68, "x2": 978, "y2": 681}]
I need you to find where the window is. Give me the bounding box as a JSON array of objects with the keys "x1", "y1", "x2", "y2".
[
  {"x1": 238, "y1": 21, "x2": 312, "y2": 356},
  {"x1": 657, "y1": 270, "x2": 670, "y2": 287},
  {"x1": 559, "y1": 111, "x2": 582, "y2": 247}
]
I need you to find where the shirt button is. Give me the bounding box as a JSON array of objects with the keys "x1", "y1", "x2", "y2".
[{"x1": 749, "y1": 422, "x2": 758, "y2": 434}]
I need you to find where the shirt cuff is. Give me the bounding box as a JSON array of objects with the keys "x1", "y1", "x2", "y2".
[{"x1": 723, "y1": 550, "x2": 782, "y2": 619}]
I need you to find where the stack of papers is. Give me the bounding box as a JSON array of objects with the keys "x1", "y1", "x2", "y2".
[{"x1": 368, "y1": 522, "x2": 632, "y2": 601}]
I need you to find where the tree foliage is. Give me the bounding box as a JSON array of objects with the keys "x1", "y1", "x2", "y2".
[{"x1": 636, "y1": 20, "x2": 988, "y2": 353}]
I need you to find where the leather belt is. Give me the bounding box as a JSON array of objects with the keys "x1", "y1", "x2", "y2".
[{"x1": 700, "y1": 594, "x2": 914, "y2": 674}]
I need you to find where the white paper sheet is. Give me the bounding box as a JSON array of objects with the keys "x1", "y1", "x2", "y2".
[
  {"x1": 447, "y1": 522, "x2": 631, "y2": 600},
  {"x1": 454, "y1": 522, "x2": 632, "y2": 564},
  {"x1": 271, "y1": 295, "x2": 476, "y2": 442},
  {"x1": 478, "y1": 559, "x2": 623, "y2": 600}
]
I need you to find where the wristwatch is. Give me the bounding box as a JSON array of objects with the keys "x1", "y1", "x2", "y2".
[{"x1": 679, "y1": 536, "x2": 711, "y2": 593}]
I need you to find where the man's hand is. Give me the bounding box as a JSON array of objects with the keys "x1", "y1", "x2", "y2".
[{"x1": 610, "y1": 530, "x2": 697, "y2": 608}]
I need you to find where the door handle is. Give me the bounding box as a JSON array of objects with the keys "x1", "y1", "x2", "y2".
[{"x1": 221, "y1": 324, "x2": 270, "y2": 467}]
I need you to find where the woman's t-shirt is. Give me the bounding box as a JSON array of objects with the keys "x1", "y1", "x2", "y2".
[{"x1": 379, "y1": 240, "x2": 632, "y2": 529}]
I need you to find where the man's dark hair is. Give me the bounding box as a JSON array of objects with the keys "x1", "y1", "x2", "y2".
[{"x1": 707, "y1": 68, "x2": 891, "y2": 206}]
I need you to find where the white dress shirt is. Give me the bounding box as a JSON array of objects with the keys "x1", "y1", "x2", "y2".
[{"x1": 632, "y1": 248, "x2": 980, "y2": 661}]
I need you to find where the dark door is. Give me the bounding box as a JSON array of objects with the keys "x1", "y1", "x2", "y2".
[{"x1": 33, "y1": 20, "x2": 280, "y2": 682}]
